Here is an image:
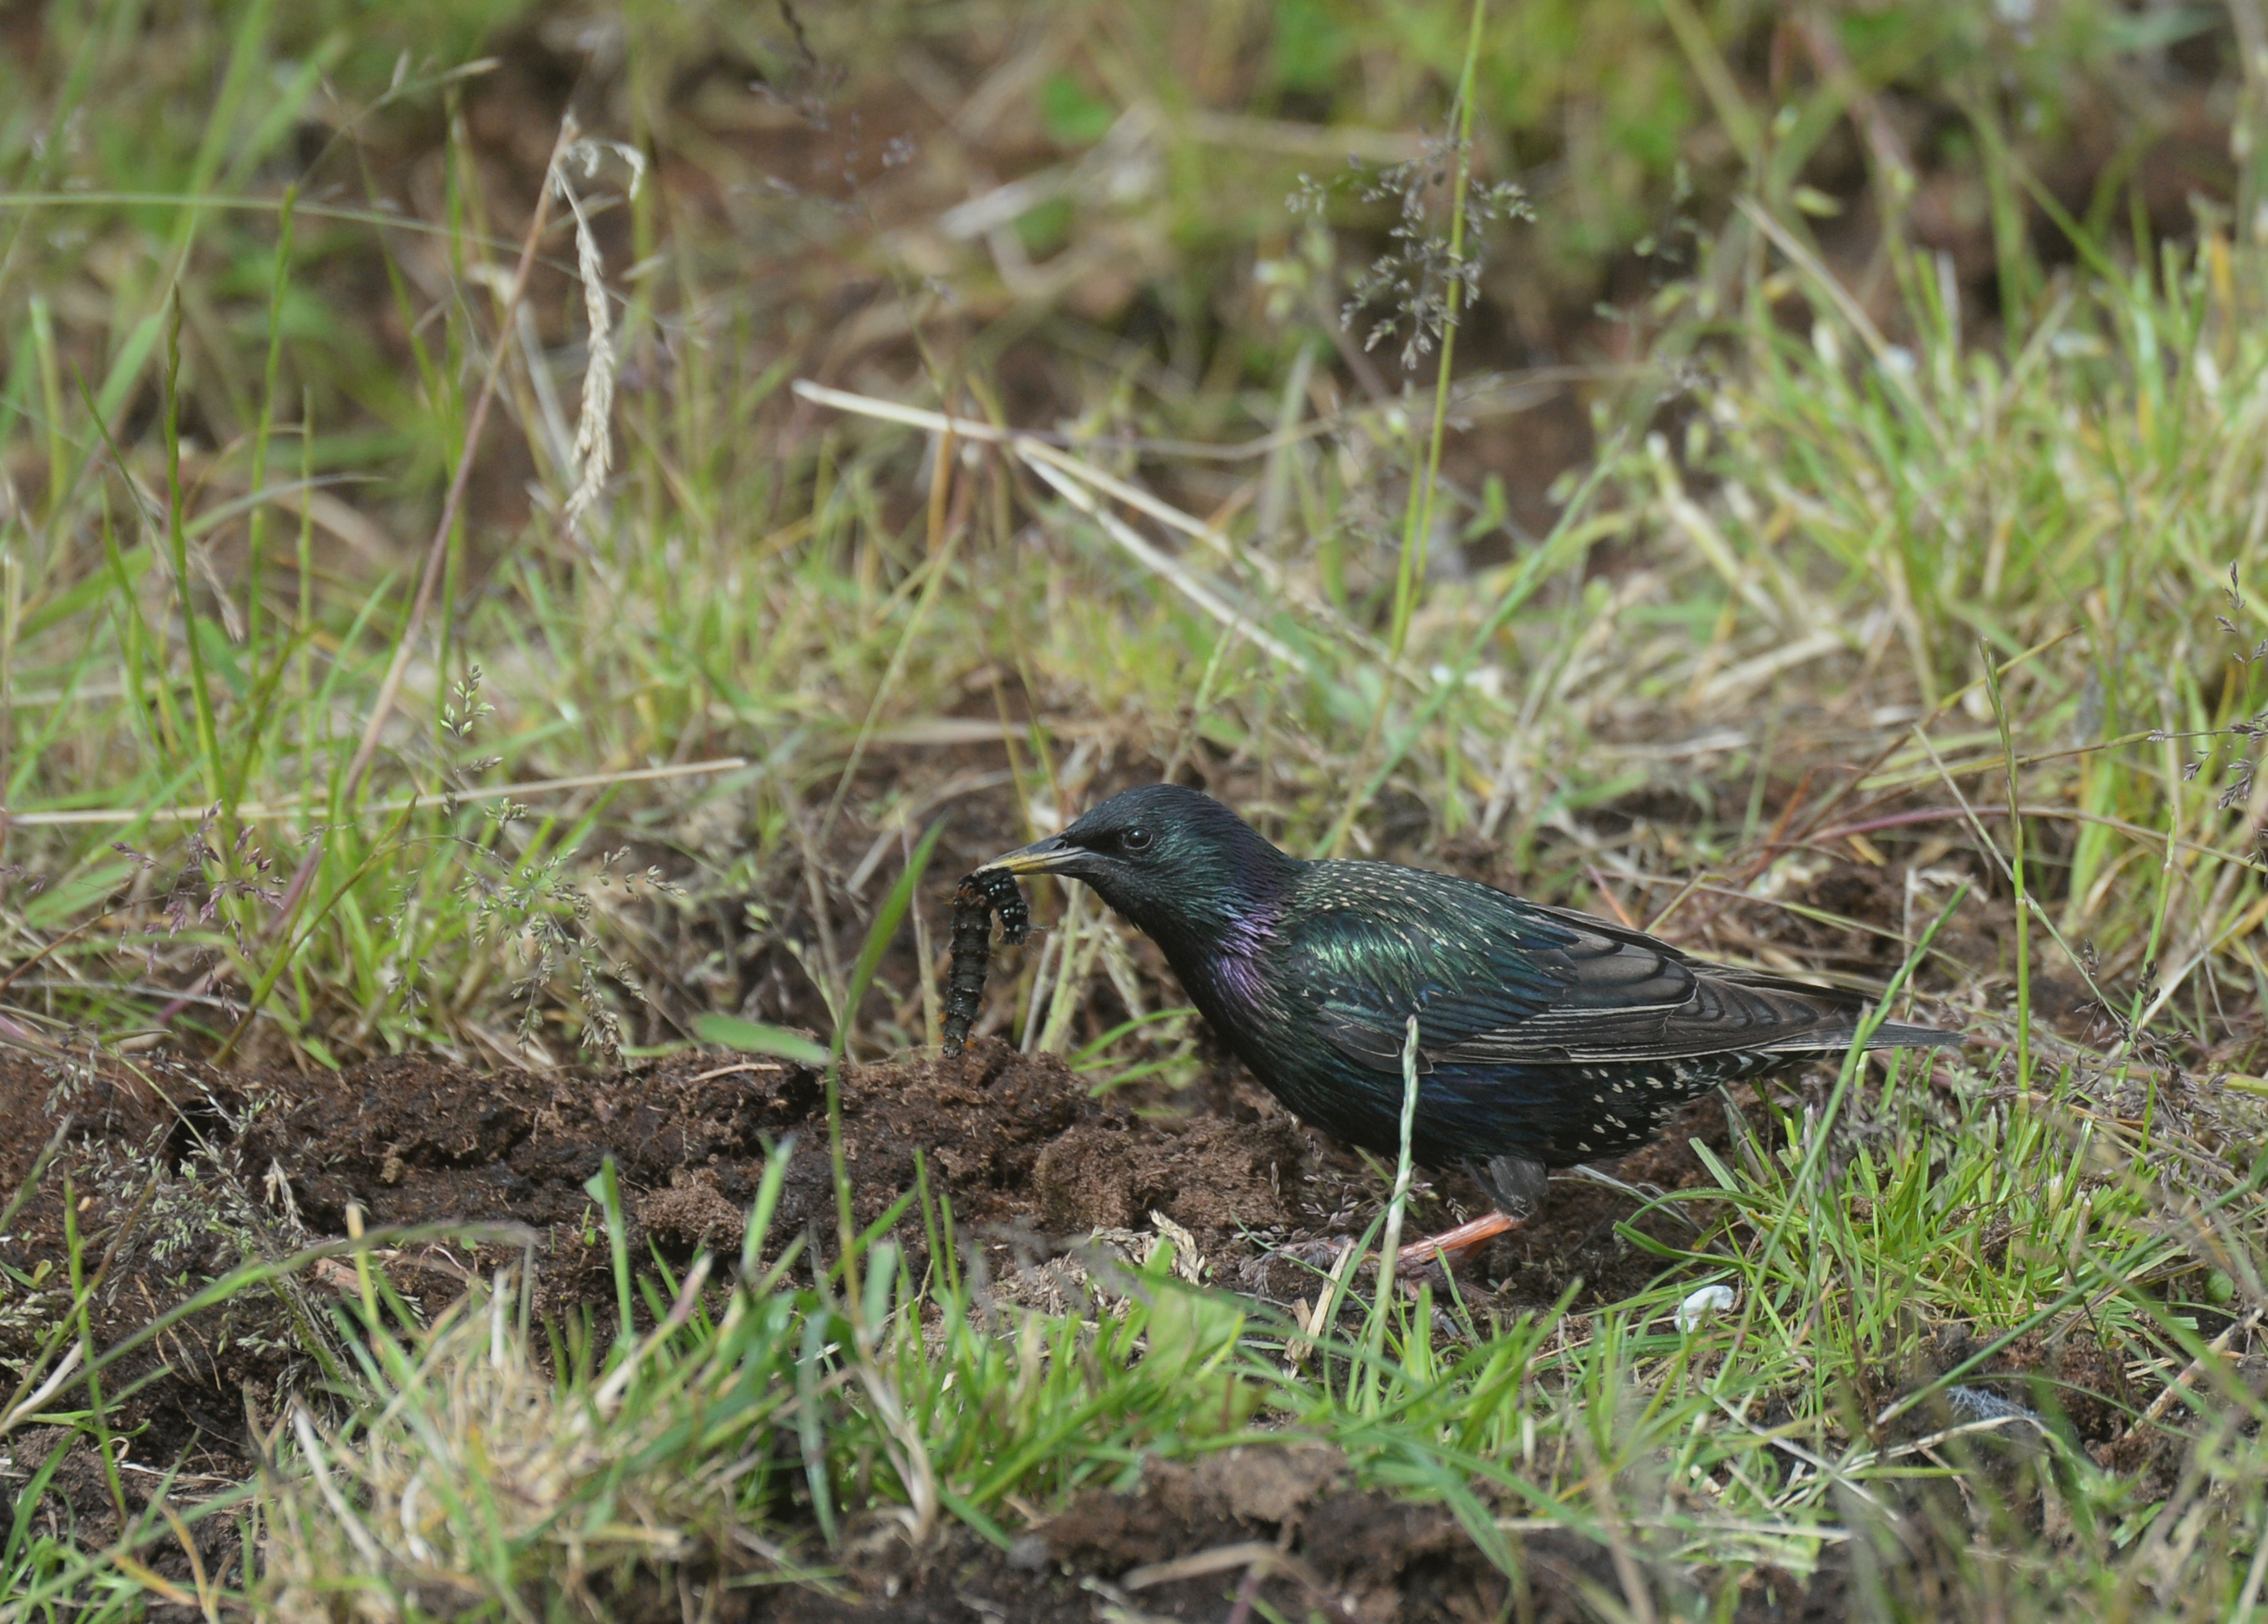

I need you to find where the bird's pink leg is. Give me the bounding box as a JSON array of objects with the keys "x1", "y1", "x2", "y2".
[{"x1": 1396, "y1": 1211, "x2": 1519, "y2": 1272}]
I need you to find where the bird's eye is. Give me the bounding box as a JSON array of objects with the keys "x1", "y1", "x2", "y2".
[{"x1": 1119, "y1": 827, "x2": 1154, "y2": 853}]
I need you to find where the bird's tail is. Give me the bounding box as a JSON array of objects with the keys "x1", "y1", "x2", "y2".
[
  {"x1": 1757, "y1": 1015, "x2": 1963, "y2": 1055},
  {"x1": 1862, "y1": 1019, "x2": 1964, "y2": 1050},
  {"x1": 1711, "y1": 966, "x2": 1960, "y2": 1054}
]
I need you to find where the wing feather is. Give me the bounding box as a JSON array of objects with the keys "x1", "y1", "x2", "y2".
[{"x1": 1281, "y1": 862, "x2": 1900, "y2": 1075}]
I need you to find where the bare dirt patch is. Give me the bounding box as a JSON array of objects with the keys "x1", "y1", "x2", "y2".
[{"x1": 0, "y1": 1036, "x2": 1867, "y2": 1614}]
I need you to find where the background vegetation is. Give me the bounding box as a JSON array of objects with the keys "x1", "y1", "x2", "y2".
[{"x1": 5, "y1": 0, "x2": 2268, "y2": 1617}]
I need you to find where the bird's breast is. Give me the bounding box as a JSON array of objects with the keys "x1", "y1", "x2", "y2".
[
  {"x1": 1204, "y1": 944, "x2": 1270, "y2": 1014},
  {"x1": 1167, "y1": 925, "x2": 1282, "y2": 1054}
]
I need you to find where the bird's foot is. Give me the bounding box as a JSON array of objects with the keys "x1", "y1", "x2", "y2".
[
  {"x1": 1271, "y1": 1212, "x2": 1519, "y2": 1288},
  {"x1": 1395, "y1": 1211, "x2": 1519, "y2": 1275}
]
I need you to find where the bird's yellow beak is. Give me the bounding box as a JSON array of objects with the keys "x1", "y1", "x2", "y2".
[{"x1": 977, "y1": 833, "x2": 1080, "y2": 875}]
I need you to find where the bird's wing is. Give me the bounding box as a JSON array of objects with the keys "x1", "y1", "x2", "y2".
[{"x1": 1284, "y1": 871, "x2": 1868, "y2": 1074}]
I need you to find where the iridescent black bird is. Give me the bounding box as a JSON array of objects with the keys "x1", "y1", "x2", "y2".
[{"x1": 979, "y1": 783, "x2": 1958, "y2": 1266}]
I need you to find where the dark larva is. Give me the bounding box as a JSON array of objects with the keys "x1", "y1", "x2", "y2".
[
  {"x1": 981, "y1": 866, "x2": 1030, "y2": 945},
  {"x1": 941, "y1": 878, "x2": 994, "y2": 1055},
  {"x1": 941, "y1": 868, "x2": 1030, "y2": 1055}
]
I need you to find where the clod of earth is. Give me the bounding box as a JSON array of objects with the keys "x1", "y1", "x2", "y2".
[
  {"x1": 0, "y1": 1039, "x2": 1750, "y2": 1480},
  {"x1": 2, "y1": 1035, "x2": 2142, "y2": 1620}
]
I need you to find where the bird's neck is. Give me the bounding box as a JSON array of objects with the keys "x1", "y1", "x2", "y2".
[{"x1": 1125, "y1": 866, "x2": 1299, "y2": 1018}]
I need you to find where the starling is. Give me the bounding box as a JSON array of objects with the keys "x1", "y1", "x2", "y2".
[{"x1": 978, "y1": 783, "x2": 1959, "y2": 1267}]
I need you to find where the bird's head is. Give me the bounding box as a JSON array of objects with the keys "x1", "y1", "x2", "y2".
[{"x1": 976, "y1": 783, "x2": 1301, "y2": 958}]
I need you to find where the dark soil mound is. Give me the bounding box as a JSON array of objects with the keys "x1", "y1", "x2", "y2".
[{"x1": 0, "y1": 1035, "x2": 1759, "y2": 1614}]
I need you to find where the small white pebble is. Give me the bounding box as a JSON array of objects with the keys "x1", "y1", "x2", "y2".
[{"x1": 1675, "y1": 1284, "x2": 1736, "y2": 1333}]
